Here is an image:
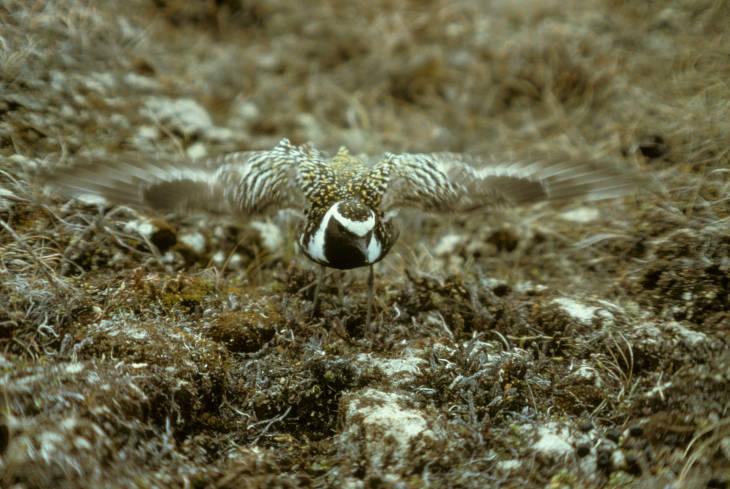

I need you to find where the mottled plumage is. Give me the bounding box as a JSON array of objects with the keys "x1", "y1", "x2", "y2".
[
  {"x1": 39, "y1": 138, "x2": 641, "y2": 326},
  {"x1": 297, "y1": 147, "x2": 398, "y2": 271}
]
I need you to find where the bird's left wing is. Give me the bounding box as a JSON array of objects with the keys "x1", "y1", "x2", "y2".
[
  {"x1": 38, "y1": 138, "x2": 312, "y2": 217},
  {"x1": 377, "y1": 152, "x2": 642, "y2": 213}
]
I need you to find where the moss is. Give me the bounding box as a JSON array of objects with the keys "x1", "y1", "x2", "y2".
[
  {"x1": 2, "y1": 0, "x2": 730, "y2": 486},
  {"x1": 399, "y1": 271, "x2": 494, "y2": 336},
  {"x1": 206, "y1": 307, "x2": 279, "y2": 353},
  {"x1": 155, "y1": 274, "x2": 216, "y2": 313}
]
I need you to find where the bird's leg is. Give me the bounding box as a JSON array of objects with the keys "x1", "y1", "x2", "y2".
[
  {"x1": 366, "y1": 265, "x2": 374, "y2": 330},
  {"x1": 338, "y1": 271, "x2": 345, "y2": 306},
  {"x1": 312, "y1": 264, "x2": 325, "y2": 317}
]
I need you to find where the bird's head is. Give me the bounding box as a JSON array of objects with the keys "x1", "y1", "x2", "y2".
[
  {"x1": 302, "y1": 199, "x2": 388, "y2": 270},
  {"x1": 326, "y1": 199, "x2": 377, "y2": 243}
]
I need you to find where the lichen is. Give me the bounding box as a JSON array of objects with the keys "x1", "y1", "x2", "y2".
[{"x1": 2, "y1": 0, "x2": 729, "y2": 487}]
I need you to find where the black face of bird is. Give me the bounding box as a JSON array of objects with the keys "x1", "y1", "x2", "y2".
[
  {"x1": 301, "y1": 200, "x2": 384, "y2": 270},
  {"x1": 324, "y1": 200, "x2": 380, "y2": 270},
  {"x1": 325, "y1": 214, "x2": 373, "y2": 265}
]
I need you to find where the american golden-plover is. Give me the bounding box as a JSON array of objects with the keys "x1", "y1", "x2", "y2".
[{"x1": 41, "y1": 138, "x2": 640, "y2": 326}]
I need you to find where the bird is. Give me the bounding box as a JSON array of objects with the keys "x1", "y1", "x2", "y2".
[{"x1": 38, "y1": 138, "x2": 641, "y2": 327}]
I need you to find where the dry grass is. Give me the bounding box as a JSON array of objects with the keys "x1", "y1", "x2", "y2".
[{"x1": 1, "y1": 0, "x2": 729, "y2": 487}]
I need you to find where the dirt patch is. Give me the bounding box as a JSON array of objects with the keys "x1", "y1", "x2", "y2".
[{"x1": 1, "y1": 0, "x2": 729, "y2": 487}]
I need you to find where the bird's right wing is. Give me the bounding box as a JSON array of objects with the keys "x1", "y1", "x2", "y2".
[{"x1": 38, "y1": 138, "x2": 313, "y2": 217}]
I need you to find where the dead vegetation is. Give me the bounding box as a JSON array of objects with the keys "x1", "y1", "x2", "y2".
[{"x1": 1, "y1": 0, "x2": 729, "y2": 487}]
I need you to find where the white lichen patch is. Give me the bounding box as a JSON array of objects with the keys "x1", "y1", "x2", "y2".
[
  {"x1": 481, "y1": 276, "x2": 509, "y2": 291},
  {"x1": 134, "y1": 124, "x2": 160, "y2": 141},
  {"x1": 569, "y1": 360, "x2": 604, "y2": 388},
  {"x1": 143, "y1": 97, "x2": 214, "y2": 136},
  {"x1": 212, "y1": 250, "x2": 226, "y2": 266},
  {"x1": 433, "y1": 233, "x2": 465, "y2": 256},
  {"x1": 229, "y1": 99, "x2": 261, "y2": 126},
  {"x1": 631, "y1": 322, "x2": 663, "y2": 345},
  {"x1": 8, "y1": 153, "x2": 41, "y2": 170},
  {"x1": 611, "y1": 448, "x2": 626, "y2": 470},
  {"x1": 495, "y1": 459, "x2": 522, "y2": 473},
  {"x1": 560, "y1": 206, "x2": 600, "y2": 223},
  {"x1": 75, "y1": 193, "x2": 108, "y2": 206},
  {"x1": 514, "y1": 281, "x2": 548, "y2": 294},
  {"x1": 340, "y1": 388, "x2": 438, "y2": 474},
  {"x1": 143, "y1": 97, "x2": 235, "y2": 141},
  {"x1": 632, "y1": 320, "x2": 710, "y2": 350},
  {"x1": 553, "y1": 297, "x2": 605, "y2": 325},
  {"x1": 186, "y1": 142, "x2": 208, "y2": 160},
  {"x1": 127, "y1": 328, "x2": 150, "y2": 341},
  {"x1": 83, "y1": 72, "x2": 117, "y2": 93},
  {"x1": 229, "y1": 253, "x2": 243, "y2": 268},
  {"x1": 123, "y1": 219, "x2": 157, "y2": 238},
  {"x1": 354, "y1": 351, "x2": 425, "y2": 386},
  {"x1": 159, "y1": 250, "x2": 178, "y2": 264},
  {"x1": 532, "y1": 423, "x2": 574, "y2": 458},
  {"x1": 249, "y1": 221, "x2": 284, "y2": 253},
  {"x1": 123, "y1": 72, "x2": 161, "y2": 90},
  {"x1": 63, "y1": 362, "x2": 85, "y2": 375},
  {"x1": 179, "y1": 231, "x2": 206, "y2": 254},
  {"x1": 665, "y1": 321, "x2": 708, "y2": 346},
  {"x1": 211, "y1": 250, "x2": 243, "y2": 269},
  {"x1": 92, "y1": 318, "x2": 148, "y2": 340}
]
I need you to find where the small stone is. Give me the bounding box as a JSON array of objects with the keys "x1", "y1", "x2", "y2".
[
  {"x1": 637, "y1": 134, "x2": 668, "y2": 159},
  {"x1": 578, "y1": 420, "x2": 594, "y2": 432},
  {"x1": 606, "y1": 428, "x2": 621, "y2": 443},
  {"x1": 487, "y1": 228, "x2": 519, "y2": 252},
  {"x1": 576, "y1": 442, "x2": 591, "y2": 458},
  {"x1": 492, "y1": 283, "x2": 511, "y2": 297},
  {"x1": 596, "y1": 447, "x2": 613, "y2": 474},
  {"x1": 0, "y1": 423, "x2": 8, "y2": 454},
  {"x1": 149, "y1": 221, "x2": 177, "y2": 253},
  {"x1": 707, "y1": 478, "x2": 728, "y2": 489},
  {"x1": 625, "y1": 454, "x2": 642, "y2": 476}
]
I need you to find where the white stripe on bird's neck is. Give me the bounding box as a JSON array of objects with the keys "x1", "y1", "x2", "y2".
[
  {"x1": 330, "y1": 203, "x2": 375, "y2": 236},
  {"x1": 306, "y1": 219, "x2": 327, "y2": 262},
  {"x1": 366, "y1": 232, "x2": 382, "y2": 263}
]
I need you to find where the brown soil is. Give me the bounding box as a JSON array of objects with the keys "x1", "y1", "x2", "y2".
[{"x1": 1, "y1": 1, "x2": 728, "y2": 487}]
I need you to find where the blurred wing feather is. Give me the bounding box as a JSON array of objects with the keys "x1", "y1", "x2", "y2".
[
  {"x1": 381, "y1": 152, "x2": 641, "y2": 212},
  {"x1": 38, "y1": 139, "x2": 309, "y2": 216}
]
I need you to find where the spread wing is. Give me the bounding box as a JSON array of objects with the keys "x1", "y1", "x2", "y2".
[
  {"x1": 38, "y1": 139, "x2": 312, "y2": 216},
  {"x1": 379, "y1": 152, "x2": 641, "y2": 213}
]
